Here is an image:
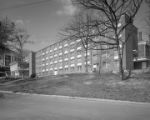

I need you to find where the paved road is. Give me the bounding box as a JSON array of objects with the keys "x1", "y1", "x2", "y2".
[{"x1": 0, "y1": 93, "x2": 150, "y2": 120}]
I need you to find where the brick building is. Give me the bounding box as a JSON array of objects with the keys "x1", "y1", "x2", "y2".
[
  {"x1": 133, "y1": 33, "x2": 150, "y2": 69},
  {"x1": 0, "y1": 48, "x2": 18, "y2": 75},
  {"x1": 35, "y1": 14, "x2": 140, "y2": 77}
]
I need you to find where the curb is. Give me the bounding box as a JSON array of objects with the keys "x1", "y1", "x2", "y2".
[{"x1": 0, "y1": 90, "x2": 150, "y2": 105}]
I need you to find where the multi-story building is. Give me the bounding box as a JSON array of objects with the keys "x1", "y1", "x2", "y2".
[
  {"x1": 0, "y1": 48, "x2": 18, "y2": 74},
  {"x1": 35, "y1": 14, "x2": 139, "y2": 77},
  {"x1": 134, "y1": 32, "x2": 150, "y2": 69},
  {"x1": 35, "y1": 39, "x2": 92, "y2": 76}
]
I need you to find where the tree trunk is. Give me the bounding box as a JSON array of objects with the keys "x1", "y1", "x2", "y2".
[
  {"x1": 118, "y1": 46, "x2": 124, "y2": 80},
  {"x1": 85, "y1": 48, "x2": 88, "y2": 72}
]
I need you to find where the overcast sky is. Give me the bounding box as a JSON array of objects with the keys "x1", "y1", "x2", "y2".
[{"x1": 0, "y1": 0, "x2": 149, "y2": 51}]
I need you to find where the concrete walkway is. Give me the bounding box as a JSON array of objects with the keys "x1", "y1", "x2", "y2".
[{"x1": 0, "y1": 92, "x2": 150, "y2": 120}]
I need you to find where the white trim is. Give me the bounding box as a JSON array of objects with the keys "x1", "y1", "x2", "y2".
[
  {"x1": 77, "y1": 54, "x2": 82, "y2": 58},
  {"x1": 50, "y1": 68, "x2": 53, "y2": 70},
  {"x1": 76, "y1": 39, "x2": 81, "y2": 42},
  {"x1": 84, "y1": 52, "x2": 90, "y2": 56},
  {"x1": 133, "y1": 57, "x2": 150, "y2": 61},
  {"x1": 77, "y1": 46, "x2": 82, "y2": 50},
  {"x1": 54, "y1": 48, "x2": 57, "y2": 51},
  {"x1": 54, "y1": 54, "x2": 58, "y2": 57},
  {"x1": 117, "y1": 23, "x2": 121, "y2": 27},
  {"x1": 64, "y1": 51, "x2": 68, "y2": 54},
  {"x1": 59, "y1": 46, "x2": 62, "y2": 49},
  {"x1": 59, "y1": 66, "x2": 63, "y2": 69},
  {"x1": 54, "y1": 61, "x2": 58, "y2": 63},
  {"x1": 70, "y1": 41, "x2": 75, "y2": 45},
  {"x1": 70, "y1": 56, "x2": 75, "y2": 60},
  {"x1": 64, "y1": 58, "x2": 68, "y2": 61},
  {"x1": 64, "y1": 65, "x2": 68, "y2": 68},
  {"x1": 138, "y1": 41, "x2": 147, "y2": 45},
  {"x1": 93, "y1": 65, "x2": 97, "y2": 68},
  {"x1": 64, "y1": 43, "x2": 68, "y2": 47},
  {"x1": 77, "y1": 63, "x2": 82, "y2": 66},
  {"x1": 70, "y1": 49, "x2": 75, "y2": 52},
  {"x1": 70, "y1": 64, "x2": 75, "y2": 67},
  {"x1": 59, "y1": 59, "x2": 62, "y2": 62},
  {"x1": 59, "y1": 53, "x2": 62, "y2": 56},
  {"x1": 84, "y1": 61, "x2": 90, "y2": 64}
]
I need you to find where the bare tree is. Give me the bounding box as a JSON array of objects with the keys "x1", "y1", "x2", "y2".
[
  {"x1": 145, "y1": 0, "x2": 150, "y2": 32},
  {"x1": 12, "y1": 28, "x2": 31, "y2": 61},
  {"x1": 0, "y1": 18, "x2": 15, "y2": 50},
  {"x1": 61, "y1": 12, "x2": 94, "y2": 72},
  {"x1": 69, "y1": 0, "x2": 143, "y2": 80}
]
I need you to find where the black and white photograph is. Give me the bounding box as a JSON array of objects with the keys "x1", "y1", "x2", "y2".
[{"x1": 0, "y1": 0, "x2": 150, "y2": 119}]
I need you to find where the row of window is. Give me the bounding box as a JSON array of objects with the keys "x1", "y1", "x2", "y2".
[
  {"x1": 38, "y1": 51, "x2": 90, "y2": 62},
  {"x1": 40, "y1": 65, "x2": 83, "y2": 72},
  {"x1": 36, "y1": 39, "x2": 81, "y2": 57},
  {"x1": 41, "y1": 46, "x2": 82, "y2": 56},
  {"x1": 36, "y1": 61, "x2": 91, "y2": 71}
]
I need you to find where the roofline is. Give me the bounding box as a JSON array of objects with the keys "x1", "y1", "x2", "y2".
[{"x1": 35, "y1": 37, "x2": 72, "y2": 53}]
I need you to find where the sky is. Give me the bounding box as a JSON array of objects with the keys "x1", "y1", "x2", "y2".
[{"x1": 0, "y1": 0, "x2": 149, "y2": 51}]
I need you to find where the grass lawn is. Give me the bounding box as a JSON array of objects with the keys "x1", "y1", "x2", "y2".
[{"x1": 0, "y1": 72, "x2": 150, "y2": 102}]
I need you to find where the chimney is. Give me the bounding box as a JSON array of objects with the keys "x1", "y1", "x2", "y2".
[{"x1": 138, "y1": 32, "x2": 142, "y2": 41}]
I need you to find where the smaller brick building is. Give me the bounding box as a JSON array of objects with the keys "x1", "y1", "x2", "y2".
[{"x1": 133, "y1": 33, "x2": 150, "y2": 69}]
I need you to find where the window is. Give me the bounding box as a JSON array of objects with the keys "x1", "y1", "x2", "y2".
[
  {"x1": 59, "y1": 52, "x2": 62, "y2": 56},
  {"x1": 76, "y1": 39, "x2": 81, "y2": 42},
  {"x1": 71, "y1": 67, "x2": 75, "y2": 72},
  {"x1": 64, "y1": 50, "x2": 68, "y2": 54},
  {"x1": 5, "y1": 55, "x2": 11, "y2": 66},
  {"x1": 70, "y1": 49, "x2": 75, "y2": 52},
  {"x1": 64, "y1": 61, "x2": 69, "y2": 66},
  {"x1": 70, "y1": 51, "x2": 75, "y2": 56},
  {"x1": 70, "y1": 56, "x2": 75, "y2": 60},
  {"x1": 70, "y1": 41, "x2": 75, "y2": 45},
  {"x1": 77, "y1": 66, "x2": 82, "y2": 71},
  {"x1": 64, "y1": 43, "x2": 68, "y2": 47},
  {"x1": 64, "y1": 54, "x2": 68, "y2": 58},
  {"x1": 64, "y1": 40, "x2": 68, "y2": 47},
  {"x1": 54, "y1": 47, "x2": 57, "y2": 51},
  {"x1": 70, "y1": 59, "x2": 75, "y2": 64},
  {"x1": 77, "y1": 54, "x2": 82, "y2": 58},
  {"x1": 65, "y1": 67, "x2": 68, "y2": 72},
  {"x1": 77, "y1": 58, "x2": 82, "y2": 63},
  {"x1": 77, "y1": 46, "x2": 82, "y2": 50},
  {"x1": 114, "y1": 51, "x2": 118, "y2": 60},
  {"x1": 59, "y1": 46, "x2": 62, "y2": 49}
]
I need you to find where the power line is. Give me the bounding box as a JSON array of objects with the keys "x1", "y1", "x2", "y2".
[{"x1": 0, "y1": 0, "x2": 52, "y2": 11}]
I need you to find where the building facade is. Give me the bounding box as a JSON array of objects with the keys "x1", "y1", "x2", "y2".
[
  {"x1": 10, "y1": 61, "x2": 29, "y2": 77},
  {"x1": 0, "y1": 48, "x2": 18, "y2": 74},
  {"x1": 35, "y1": 39, "x2": 92, "y2": 76},
  {"x1": 133, "y1": 33, "x2": 150, "y2": 69},
  {"x1": 35, "y1": 14, "x2": 139, "y2": 77}
]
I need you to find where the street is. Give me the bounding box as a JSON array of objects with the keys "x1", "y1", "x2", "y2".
[{"x1": 0, "y1": 93, "x2": 150, "y2": 120}]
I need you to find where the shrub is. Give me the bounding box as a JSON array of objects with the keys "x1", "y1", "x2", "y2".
[
  {"x1": 30, "y1": 73, "x2": 36, "y2": 78},
  {"x1": 0, "y1": 93, "x2": 4, "y2": 98}
]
